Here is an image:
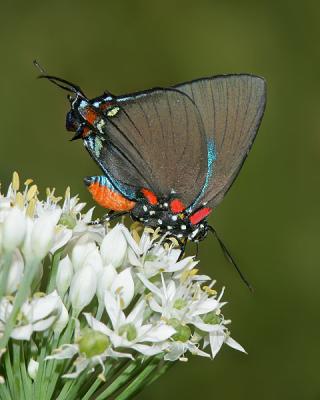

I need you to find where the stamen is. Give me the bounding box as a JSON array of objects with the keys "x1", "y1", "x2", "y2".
[{"x1": 12, "y1": 171, "x2": 19, "y2": 191}]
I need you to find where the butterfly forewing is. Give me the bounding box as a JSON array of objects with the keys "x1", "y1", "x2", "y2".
[
  {"x1": 99, "y1": 89, "x2": 208, "y2": 205},
  {"x1": 176, "y1": 74, "x2": 266, "y2": 209}
]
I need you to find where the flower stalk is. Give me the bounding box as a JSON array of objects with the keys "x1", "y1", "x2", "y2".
[{"x1": 0, "y1": 172, "x2": 246, "y2": 399}]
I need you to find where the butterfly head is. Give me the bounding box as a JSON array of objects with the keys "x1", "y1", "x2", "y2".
[{"x1": 36, "y1": 70, "x2": 99, "y2": 140}]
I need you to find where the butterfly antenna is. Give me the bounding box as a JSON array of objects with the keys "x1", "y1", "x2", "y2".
[
  {"x1": 208, "y1": 225, "x2": 253, "y2": 292},
  {"x1": 33, "y1": 60, "x2": 87, "y2": 99}
]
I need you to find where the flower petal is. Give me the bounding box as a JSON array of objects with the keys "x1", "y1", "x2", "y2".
[
  {"x1": 11, "y1": 325, "x2": 33, "y2": 340},
  {"x1": 111, "y1": 268, "x2": 134, "y2": 309},
  {"x1": 84, "y1": 313, "x2": 111, "y2": 337},
  {"x1": 131, "y1": 344, "x2": 163, "y2": 356},
  {"x1": 141, "y1": 324, "x2": 176, "y2": 342},
  {"x1": 209, "y1": 329, "x2": 225, "y2": 359},
  {"x1": 225, "y1": 336, "x2": 247, "y2": 353},
  {"x1": 104, "y1": 291, "x2": 125, "y2": 329}
]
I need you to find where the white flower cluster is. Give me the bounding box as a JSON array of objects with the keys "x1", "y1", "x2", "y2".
[{"x1": 0, "y1": 172, "x2": 245, "y2": 382}]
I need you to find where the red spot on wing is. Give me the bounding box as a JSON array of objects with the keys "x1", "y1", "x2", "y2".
[
  {"x1": 170, "y1": 199, "x2": 186, "y2": 214},
  {"x1": 141, "y1": 188, "x2": 158, "y2": 205},
  {"x1": 100, "y1": 102, "x2": 112, "y2": 111},
  {"x1": 81, "y1": 126, "x2": 90, "y2": 138},
  {"x1": 88, "y1": 182, "x2": 136, "y2": 211},
  {"x1": 189, "y1": 207, "x2": 212, "y2": 225}
]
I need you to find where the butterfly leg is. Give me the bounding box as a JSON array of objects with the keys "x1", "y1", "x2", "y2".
[
  {"x1": 88, "y1": 210, "x2": 129, "y2": 225},
  {"x1": 177, "y1": 238, "x2": 187, "y2": 261}
]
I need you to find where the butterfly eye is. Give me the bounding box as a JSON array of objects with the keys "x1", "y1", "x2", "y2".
[{"x1": 65, "y1": 111, "x2": 78, "y2": 132}]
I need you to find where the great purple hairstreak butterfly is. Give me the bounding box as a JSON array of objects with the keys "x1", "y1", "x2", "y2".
[{"x1": 35, "y1": 61, "x2": 266, "y2": 288}]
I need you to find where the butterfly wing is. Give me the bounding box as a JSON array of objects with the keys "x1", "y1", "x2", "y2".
[
  {"x1": 176, "y1": 74, "x2": 266, "y2": 209},
  {"x1": 86, "y1": 88, "x2": 209, "y2": 206}
]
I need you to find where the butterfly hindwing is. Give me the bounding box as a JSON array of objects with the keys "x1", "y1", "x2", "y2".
[{"x1": 176, "y1": 74, "x2": 266, "y2": 208}]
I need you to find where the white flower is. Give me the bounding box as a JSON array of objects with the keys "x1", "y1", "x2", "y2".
[
  {"x1": 164, "y1": 341, "x2": 210, "y2": 362},
  {"x1": 46, "y1": 320, "x2": 132, "y2": 379},
  {"x1": 0, "y1": 174, "x2": 246, "y2": 389},
  {"x1": 0, "y1": 291, "x2": 63, "y2": 341},
  {"x1": 83, "y1": 290, "x2": 175, "y2": 356},
  {"x1": 137, "y1": 273, "x2": 220, "y2": 328}
]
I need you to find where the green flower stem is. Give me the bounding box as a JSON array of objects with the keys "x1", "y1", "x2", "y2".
[
  {"x1": 81, "y1": 377, "x2": 104, "y2": 400},
  {"x1": 94, "y1": 358, "x2": 148, "y2": 400},
  {"x1": 145, "y1": 359, "x2": 174, "y2": 387},
  {"x1": 19, "y1": 343, "x2": 32, "y2": 399},
  {"x1": 78, "y1": 359, "x2": 131, "y2": 400},
  {"x1": 66, "y1": 363, "x2": 114, "y2": 400},
  {"x1": 43, "y1": 319, "x2": 75, "y2": 400},
  {"x1": 4, "y1": 348, "x2": 16, "y2": 399},
  {"x1": 12, "y1": 342, "x2": 23, "y2": 399},
  {"x1": 0, "y1": 252, "x2": 12, "y2": 300},
  {"x1": 33, "y1": 333, "x2": 53, "y2": 400},
  {"x1": 0, "y1": 258, "x2": 41, "y2": 350},
  {"x1": 116, "y1": 356, "x2": 163, "y2": 400},
  {"x1": 54, "y1": 380, "x2": 74, "y2": 400},
  {"x1": 46, "y1": 251, "x2": 62, "y2": 292},
  {"x1": 0, "y1": 383, "x2": 11, "y2": 400}
]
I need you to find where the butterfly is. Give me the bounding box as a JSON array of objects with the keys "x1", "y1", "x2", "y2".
[{"x1": 36, "y1": 62, "x2": 266, "y2": 287}]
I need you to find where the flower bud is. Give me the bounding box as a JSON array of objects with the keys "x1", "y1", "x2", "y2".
[
  {"x1": 27, "y1": 358, "x2": 39, "y2": 380},
  {"x1": 53, "y1": 301, "x2": 69, "y2": 335},
  {"x1": 56, "y1": 255, "x2": 73, "y2": 297},
  {"x1": 69, "y1": 266, "x2": 97, "y2": 313},
  {"x1": 83, "y1": 247, "x2": 103, "y2": 275},
  {"x1": 169, "y1": 318, "x2": 191, "y2": 342},
  {"x1": 31, "y1": 210, "x2": 61, "y2": 259},
  {"x1": 2, "y1": 207, "x2": 26, "y2": 252},
  {"x1": 100, "y1": 225, "x2": 127, "y2": 268},
  {"x1": 96, "y1": 264, "x2": 117, "y2": 302},
  {"x1": 6, "y1": 249, "x2": 24, "y2": 294},
  {"x1": 71, "y1": 241, "x2": 96, "y2": 271},
  {"x1": 78, "y1": 328, "x2": 110, "y2": 357}
]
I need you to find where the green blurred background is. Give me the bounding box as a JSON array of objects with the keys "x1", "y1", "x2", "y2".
[{"x1": 1, "y1": 0, "x2": 319, "y2": 398}]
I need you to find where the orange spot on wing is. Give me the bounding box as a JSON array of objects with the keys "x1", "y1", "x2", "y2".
[
  {"x1": 84, "y1": 107, "x2": 98, "y2": 125},
  {"x1": 88, "y1": 182, "x2": 135, "y2": 211},
  {"x1": 170, "y1": 199, "x2": 186, "y2": 214},
  {"x1": 141, "y1": 188, "x2": 158, "y2": 205},
  {"x1": 189, "y1": 207, "x2": 212, "y2": 225}
]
